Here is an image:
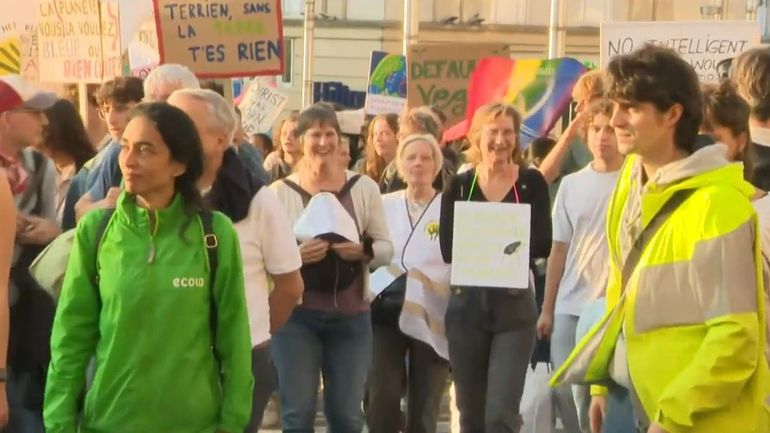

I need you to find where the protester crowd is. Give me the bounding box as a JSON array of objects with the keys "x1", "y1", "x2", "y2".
[{"x1": 2, "y1": 43, "x2": 770, "y2": 433}]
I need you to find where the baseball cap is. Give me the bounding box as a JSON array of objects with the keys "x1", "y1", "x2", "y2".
[{"x1": 0, "y1": 75, "x2": 57, "y2": 113}]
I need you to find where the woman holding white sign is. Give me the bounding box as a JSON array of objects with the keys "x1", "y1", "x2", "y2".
[
  {"x1": 367, "y1": 133, "x2": 450, "y2": 433},
  {"x1": 439, "y1": 102, "x2": 552, "y2": 433}
]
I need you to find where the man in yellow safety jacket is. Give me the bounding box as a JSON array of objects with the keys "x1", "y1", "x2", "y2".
[{"x1": 552, "y1": 44, "x2": 770, "y2": 433}]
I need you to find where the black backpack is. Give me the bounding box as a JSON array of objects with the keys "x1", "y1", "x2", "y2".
[{"x1": 282, "y1": 175, "x2": 364, "y2": 295}]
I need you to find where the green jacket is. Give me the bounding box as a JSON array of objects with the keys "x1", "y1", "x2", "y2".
[{"x1": 44, "y1": 193, "x2": 254, "y2": 433}]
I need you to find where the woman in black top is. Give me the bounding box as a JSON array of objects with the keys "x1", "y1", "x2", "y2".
[{"x1": 439, "y1": 102, "x2": 552, "y2": 433}]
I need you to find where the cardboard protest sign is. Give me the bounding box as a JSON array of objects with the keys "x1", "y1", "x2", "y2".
[
  {"x1": 450, "y1": 202, "x2": 531, "y2": 289},
  {"x1": 153, "y1": 0, "x2": 284, "y2": 78},
  {"x1": 365, "y1": 50, "x2": 407, "y2": 115},
  {"x1": 407, "y1": 43, "x2": 508, "y2": 126},
  {"x1": 129, "y1": 16, "x2": 159, "y2": 78},
  {"x1": 19, "y1": 30, "x2": 39, "y2": 81},
  {"x1": 37, "y1": 0, "x2": 122, "y2": 83},
  {"x1": 237, "y1": 80, "x2": 288, "y2": 134},
  {"x1": 0, "y1": 3, "x2": 38, "y2": 76},
  {"x1": 601, "y1": 20, "x2": 759, "y2": 83}
]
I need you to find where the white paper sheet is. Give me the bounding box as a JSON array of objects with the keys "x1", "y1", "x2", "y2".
[
  {"x1": 369, "y1": 265, "x2": 405, "y2": 298},
  {"x1": 294, "y1": 192, "x2": 360, "y2": 243}
]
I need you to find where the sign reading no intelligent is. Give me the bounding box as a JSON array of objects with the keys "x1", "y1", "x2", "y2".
[{"x1": 601, "y1": 20, "x2": 759, "y2": 83}]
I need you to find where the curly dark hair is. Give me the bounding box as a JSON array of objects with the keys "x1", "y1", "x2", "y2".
[{"x1": 606, "y1": 44, "x2": 702, "y2": 154}]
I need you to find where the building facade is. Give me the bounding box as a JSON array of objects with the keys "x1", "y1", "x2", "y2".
[{"x1": 276, "y1": 0, "x2": 758, "y2": 109}]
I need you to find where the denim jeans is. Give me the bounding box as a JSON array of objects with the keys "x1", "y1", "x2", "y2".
[
  {"x1": 366, "y1": 322, "x2": 450, "y2": 433},
  {"x1": 4, "y1": 368, "x2": 45, "y2": 433},
  {"x1": 445, "y1": 287, "x2": 537, "y2": 433},
  {"x1": 550, "y1": 314, "x2": 582, "y2": 433},
  {"x1": 245, "y1": 343, "x2": 277, "y2": 433},
  {"x1": 271, "y1": 307, "x2": 372, "y2": 433},
  {"x1": 575, "y1": 298, "x2": 637, "y2": 433}
]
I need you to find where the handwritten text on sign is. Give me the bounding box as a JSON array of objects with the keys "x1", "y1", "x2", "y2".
[
  {"x1": 238, "y1": 81, "x2": 288, "y2": 134},
  {"x1": 450, "y1": 202, "x2": 531, "y2": 289},
  {"x1": 407, "y1": 43, "x2": 508, "y2": 126},
  {"x1": 601, "y1": 21, "x2": 758, "y2": 83},
  {"x1": 37, "y1": 0, "x2": 122, "y2": 83},
  {"x1": 153, "y1": 0, "x2": 284, "y2": 78}
]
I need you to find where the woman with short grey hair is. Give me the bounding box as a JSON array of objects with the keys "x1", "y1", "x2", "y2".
[{"x1": 367, "y1": 133, "x2": 451, "y2": 433}]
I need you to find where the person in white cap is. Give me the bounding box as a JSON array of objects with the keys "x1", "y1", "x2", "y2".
[{"x1": 0, "y1": 74, "x2": 58, "y2": 433}]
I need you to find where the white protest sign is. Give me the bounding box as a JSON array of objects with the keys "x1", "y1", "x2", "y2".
[
  {"x1": 450, "y1": 202, "x2": 531, "y2": 289},
  {"x1": 238, "y1": 81, "x2": 288, "y2": 134},
  {"x1": 601, "y1": 21, "x2": 759, "y2": 83},
  {"x1": 128, "y1": 16, "x2": 159, "y2": 78}
]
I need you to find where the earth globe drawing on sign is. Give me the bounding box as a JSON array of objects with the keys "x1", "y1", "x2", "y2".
[{"x1": 369, "y1": 54, "x2": 407, "y2": 98}]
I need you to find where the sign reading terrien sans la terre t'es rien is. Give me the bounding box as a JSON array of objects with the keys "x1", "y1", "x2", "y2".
[{"x1": 153, "y1": 0, "x2": 284, "y2": 78}]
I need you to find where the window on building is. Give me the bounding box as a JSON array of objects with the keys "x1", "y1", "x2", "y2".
[
  {"x1": 346, "y1": 0, "x2": 385, "y2": 20},
  {"x1": 282, "y1": 0, "x2": 303, "y2": 18}
]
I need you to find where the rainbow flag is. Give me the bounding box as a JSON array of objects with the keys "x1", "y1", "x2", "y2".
[{"x1": 444, "y1": 57, "x2": 587, "y2": 146}]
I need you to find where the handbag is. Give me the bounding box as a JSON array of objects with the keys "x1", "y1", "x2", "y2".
[
  {"x1": 550, "y1": 188, "x2": 695, "y2": 387},
  {"x1": 371, "y1": 273, "x2": 407, "y2": 326}
]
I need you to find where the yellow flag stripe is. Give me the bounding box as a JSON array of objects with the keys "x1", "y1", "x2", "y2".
[
  {"x1": 0, "y1": 48, "x2": 20, "y2": 69},
  {"x1": 0, "y1": 61, "x2": 17, "y2": 74}
]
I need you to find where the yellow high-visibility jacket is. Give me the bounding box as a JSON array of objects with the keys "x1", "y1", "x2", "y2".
[{"x1": 553, "y1": 151, "x2": 770, "y2": 433}]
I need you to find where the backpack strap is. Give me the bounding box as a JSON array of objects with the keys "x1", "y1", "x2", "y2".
[
  {"x1": 338, "y1": 174, "x2": 361, "y2": 198},
  {"x1": 199, "y1": 209, "x2": 219, "y2": 283},
  {"x1": 621, "y1": 188, "x2": 695, "y2": 288},
  {"x1": 93, "y1": 208, "x2": 115, "y2": 285},
  {"x1": 199, "y1": 209, "x2": 221, "y2": 368},
  {"x1": 282, "y1": 178, "x2": 312, "y2": 207},
  {"x1": 17, "y1": 150, "x2": 48, "y2": 215}
]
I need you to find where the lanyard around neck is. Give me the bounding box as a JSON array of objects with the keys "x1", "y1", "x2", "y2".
[{"x1": 467, "y1": 170, "x2": 520, "y2": 203}]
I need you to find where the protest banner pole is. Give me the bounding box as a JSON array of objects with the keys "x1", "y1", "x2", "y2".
[
  {"x1": 78, "y1": 82, "x2": 90, "y2": 126},
  {"x1": 301, "y1": 0, "x2": 316, "y2": 108},
  {"x1": 402, "y1": 0, "x2": 419, "y2": 56},
  {"x1": 547, "y1": 0, "x2": 566, "y2": 58}
]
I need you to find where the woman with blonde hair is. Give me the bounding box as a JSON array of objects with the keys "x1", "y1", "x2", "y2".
[
  {"x1": 356, "y1": 113, "x2": 400, "y2": 183},
  {"x1": 263, "y1": 111, "x2": 301, "y2": 181},
  {"x1": 368, "y1": 133, "x2": 450, "y2": 433},
  {"x1": 439, "y1": 102, "x2": 552, "y2": 433}
]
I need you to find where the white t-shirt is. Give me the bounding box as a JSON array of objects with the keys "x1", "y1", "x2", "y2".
[
  {"x1": 234, "y1": 187, "x2": 302, "y2": 346},
  {"x1": 552, "y1": 164, "x2": 620, "y2": 316},
  {"x1": 754, "y1": 194, "x2": 770, "y2": 262}
]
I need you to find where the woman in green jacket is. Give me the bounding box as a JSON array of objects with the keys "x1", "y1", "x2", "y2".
[{"x1": 43, "y1": 103, "x2": 254, "y2": 433}]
